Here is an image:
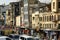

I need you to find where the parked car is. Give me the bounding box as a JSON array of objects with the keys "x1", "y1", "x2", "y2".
[
  {"x1": 0, "y1": 36, "x2": 12, "y2": 40},
  {"x1": 8, "y1": 34, "x2": 19, "y2": 40},
  {"x1": 34, "y1": 37, "x2": 40, "y2": 40},
  {"x1": 19, "y1": 34, "x2": 33, "y2": 40}
]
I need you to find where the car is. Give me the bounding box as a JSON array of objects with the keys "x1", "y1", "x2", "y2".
[
  {"x1": 8, "y1": 34, "x2": 19, "y2": 40},
  {"x1": 33, "y1": 37, "x2": 40, "y2": 40},
  {"x1": 19, "y1": 34, "x2": 33, "y2": 40},
  {"x1": 0, "y1": 36, "x2": 12, "y2": 40}
]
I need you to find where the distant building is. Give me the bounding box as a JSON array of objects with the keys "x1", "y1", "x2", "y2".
[
  {"x1": 9, "y1": 2, "x2": 20, "y2": 27},
  {"x1": 20, "y1": 0, "x2": 39, "y2": 28},
  {"x1": 0, "y1": 5, "x2": 9, "y2": 25},
  {"x1": 39, "y1": 0, "x2": 60, "y2": 30},
  {"x1": 6, "y1": 9, "x2": 12, "y2": 26},
  {"x1": 16, "y1": 16, "x2": 20, "y2": 27},
  {"x1": 32, "y1": 11, "x2": 39, "y2": 30}
]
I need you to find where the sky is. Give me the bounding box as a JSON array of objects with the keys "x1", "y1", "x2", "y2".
[{"x1": 0, "y1": 0, "x2": 51, "y2": 5}]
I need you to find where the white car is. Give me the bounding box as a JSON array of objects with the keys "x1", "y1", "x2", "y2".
[
  {"x1": 0, "y1": 36, "x2": 12, "y2": 40},
  {"x1": 34, "y1": 37, "x2": 40, "y2": 40},
  {"x1": 19, "y1": 34, "x2": 33, "y2": 40}
]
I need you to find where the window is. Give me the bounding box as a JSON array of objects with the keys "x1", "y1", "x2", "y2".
[
  {"x1": 6, "y1": 38, "x2": 11, "y2": 40},
  {"x1": 39, "y1": 17, "x2": 42, "y2": 21},
  {"x1": 50, "y1": 15, "x2": 51, "y2": 21},
  {"x1": 54, "y1": 15, "x2": 56, "y2": 20},
  {"x1": 58, "y1": 2, "x2": 60, "y2": 8},
  {"x1": 8, "y1": 12, "x2": 10, "y2": 16},
  {"x1": 51, "y1": 24, "x2": 52, "y2": 29},
  {"x1": 40, "y1": 23, "x2": 42, "y2": 26},
  {"x1": 33, "y1": 17, "x2": 35, "y2": 20},
  {"x1": 43, "y1": 16, "x2": 44, "y2": 21},
  {"x1": 58, "y1": 15, "x2": 60, "y2": 21},
  {"x1": 14, "y1": 35, "x2": 19, "y2": 39},
  {"x1": 43, "y1": 24, "x2": 44, "y2": 28},
  {"x1": 51, "y1": 15, "x2": 53, "y2": 21},
  {"x1": 50, "y1": 24, "x2": 51, "y2": 28},
  {"x1": 44, "y1": 16, "x2": 45, "y2": 21},
  {"x1": 53, "y1": 2, "x2": 55, "y2": 9}
]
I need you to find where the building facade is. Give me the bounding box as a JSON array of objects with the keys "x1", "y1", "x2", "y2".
[
  {"x1": 32, "y1": 11, "x2": 39, "y2": 30},
  {"x1": 6, "y1": 9, "x2": 12, "y2": 26},
  {"x1": 9, "y1": 2, "x2": 20, "y2": 27},
  {"x1": 16, "y1": 16, "x2": 20, "y2": 27},
  {"x1": 20, "y1": 0, "x2": 39, "y2": 28},
  {"x1": 0, "y1": 5, "x2": 9, "y2": 25}
]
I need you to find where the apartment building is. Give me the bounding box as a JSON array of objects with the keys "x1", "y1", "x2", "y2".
[
  {"x1": 0, "y1": 5, "x2": 9, "y2": 25},
  {"x1": 32, "y1": 0, "x2": 60, "y2": 30},
  {"x1": 29, "y1": 0, "x2": 39, "y2": 28},
  {"x1": 16, "y1": 16, "x2": 20, "y2": 27},
  {"x1": 9, "y1": 2, "x2": 20, "y2": 27},
  {"x1": 39, "y1": 12, "x2": 58, "y2": 30},
  {"x1": 40, "y1": 0, "x2": 60, "y2": 30},
  {"x1": 6, "y1": 9, "x2": 12, "y2": 26},
  {"x1": 19, "y1": 0, "x2": 39, "y2": 28},
  {"x1": 32, "y1": 11, "x2": 39, "y2": 30}
]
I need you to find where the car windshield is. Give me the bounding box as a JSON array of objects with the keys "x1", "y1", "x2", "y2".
[
  {"x1": 34, "y1": 39, "x2": 39, "y2": 40},
  {"x1": 27, "y1": 38, "x2": 33, "y2": 40},
  {"x1": 14, "y1": 35, "x2": 19, "y2": 39},
  {"x1": 9, "y1": 35, "x2": 19, "y2": 39},
  {"x1": 6, "y1": 38, "x2": 11, "y2": 40}
]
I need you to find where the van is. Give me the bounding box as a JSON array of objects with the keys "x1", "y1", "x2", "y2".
[{"x1": 19, "y1": 34, "x2": 33, "y2": 40}]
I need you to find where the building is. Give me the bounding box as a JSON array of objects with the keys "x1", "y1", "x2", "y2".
[
  {"x1": 6, "y1": 9, "x2": 12, "y2": 26},
  {"x1": 39, "y1": 0, "x2": 60, "y2": 30},
  {"x1": 0, "y1": 14, "x2": 4, "y2": 25},
  {"x1": 0, "y1": 5, "x2": 9, "y2": 25},
  {"x1": 19, "y1": 0, "x2": 39, "y2": 28},
  {"x1": 32, "y1": 11, "x2": 39, "y2": 30},
  {"x1": 38, "y1": 0, "x2": 60, "y2": 40},
  {"x1": 39, "y1": 12, "x2": 57, "y2": 30},
  {"x1": 9, "y1": 2, "x2": 20, "y2": 27},
  {"x1": 29, "y1": 0, "x2": 39, "y2": 28},
  {"x1": 16, "y1": 16, "x2": 20, "y2": 27}
]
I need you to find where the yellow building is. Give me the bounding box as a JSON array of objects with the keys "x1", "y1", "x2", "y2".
[
  {"x1": 32, "y1": 11, "x2": 40, "y2": 30},
  {"x1": 39, "y1": 12, "x2": 58, "y2": 30},
  {"x1": 16, "y1": 16, "x2": 20, "y2": 27},
  {"x1": 6, "y1": 9, "x2": 12, "y2": 26},
  {"x1": 32, "y1": 0, "x2": 60, "y2": 30}
]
